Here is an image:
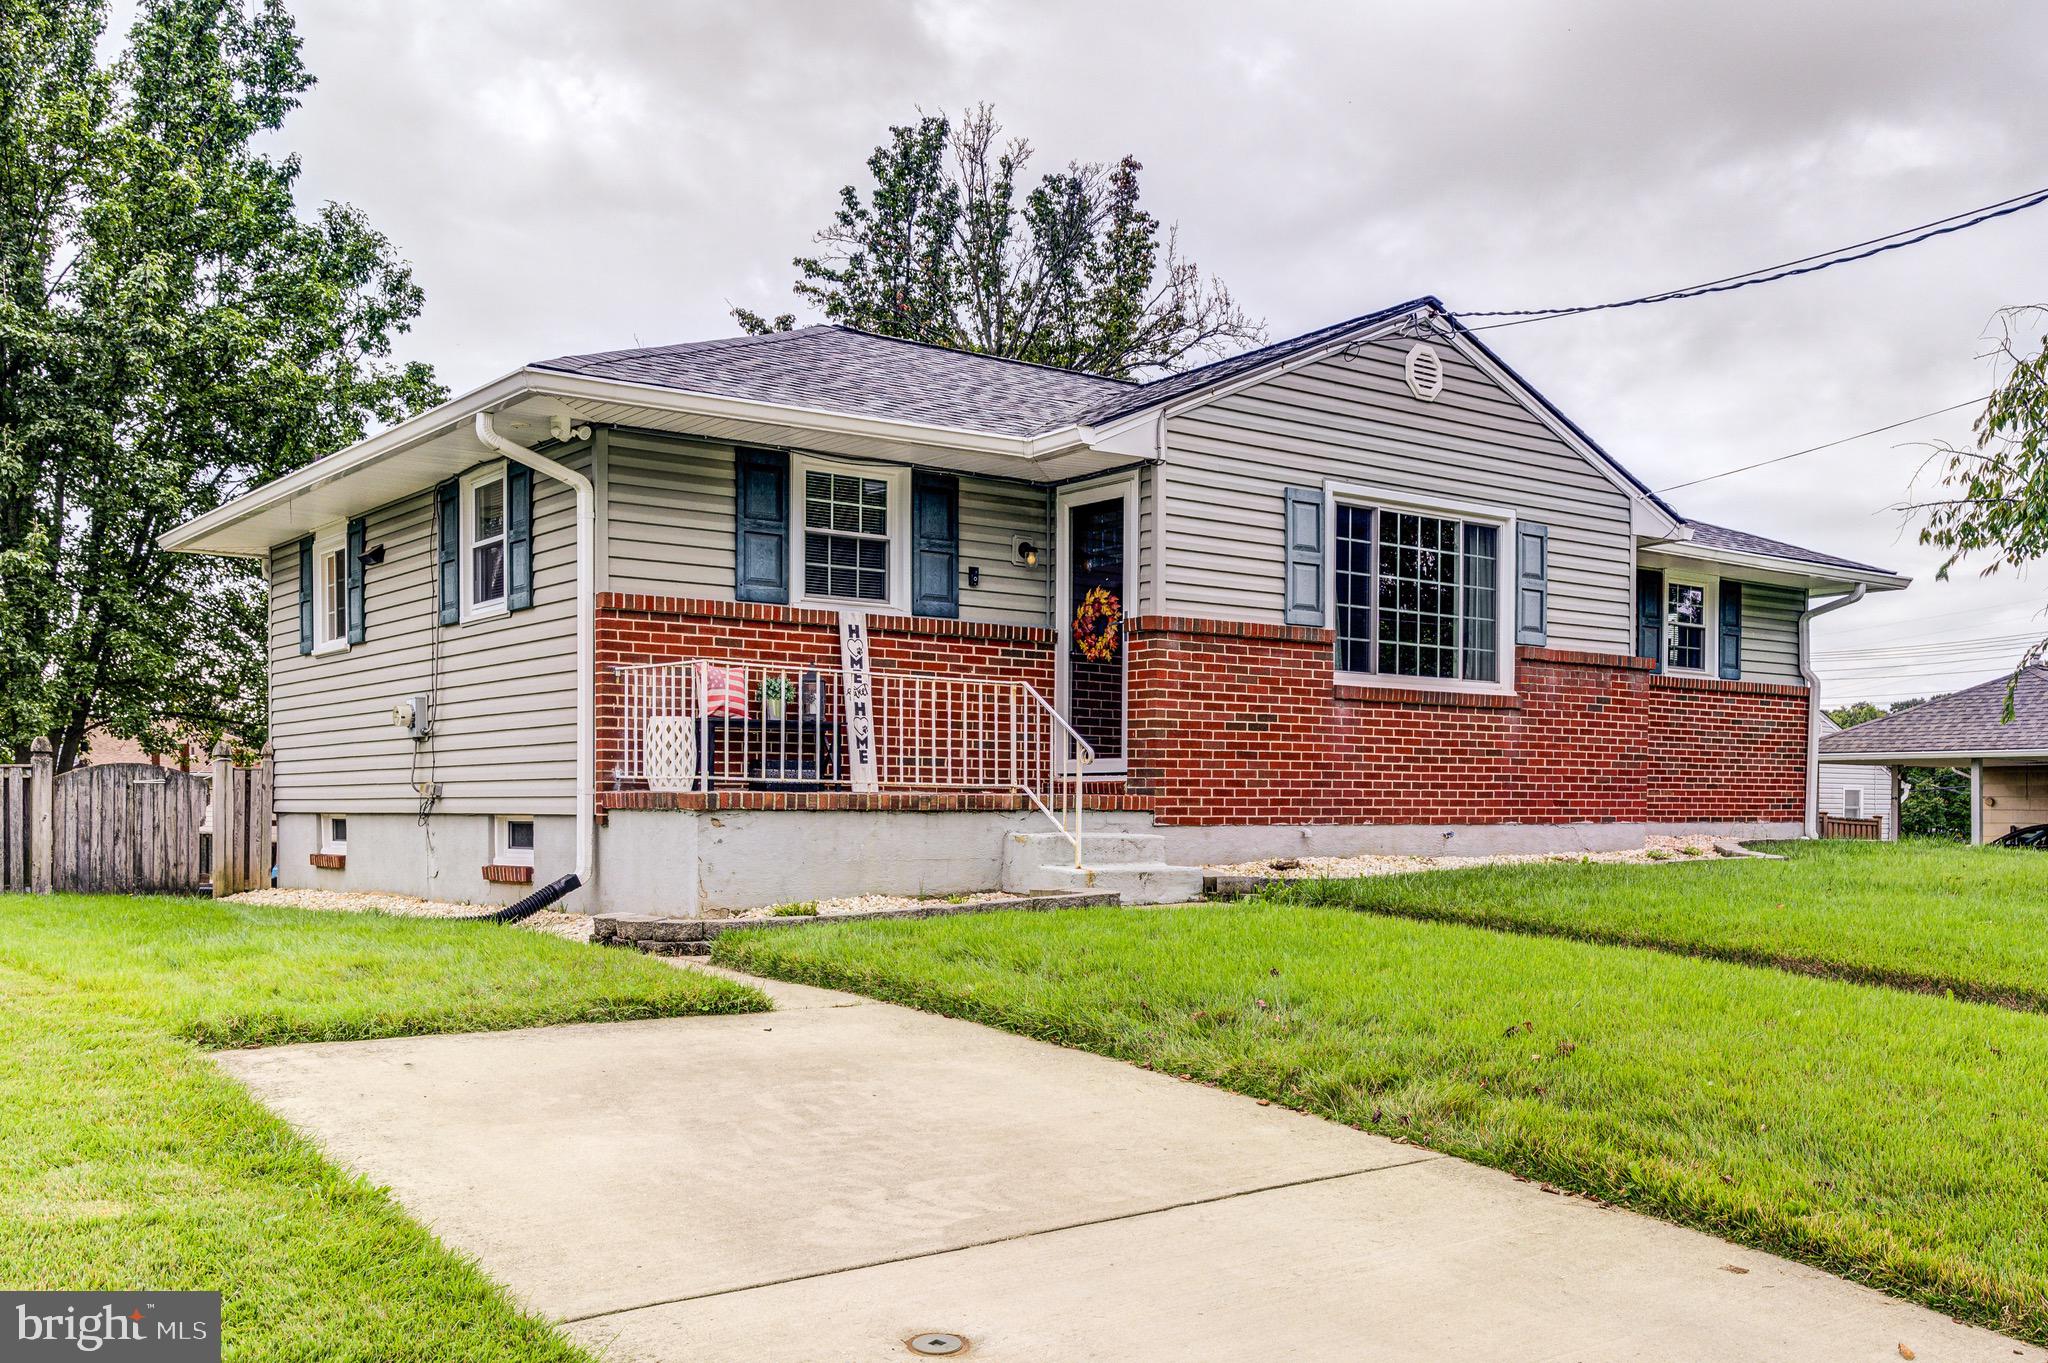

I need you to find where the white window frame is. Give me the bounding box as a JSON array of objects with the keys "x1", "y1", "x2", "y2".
[
  {"x1": 494, "y1": 814, "x2": 536, "y2": 868},
  {"x1": 1323, "y1": 482, "x2": 1517, "y2": 696},
  {"x1": 1661, "y1": 574, "x2": 1716, "y2": 677},
  {"x1": 790, "y1": 455, "x2": 911, "y2": 614},
  {"x1": 460, "y1": 462, "x2": 510, "y2": 624},
  {"x1": 319, "y1": 814, "x2": 348, "y2": 855},
  {"x1": 310, "y1": 525, "x2": 349, "y2": 656},
  {"x1": 1841, "y1": 787, "x2": 1863, "y2": 819}
]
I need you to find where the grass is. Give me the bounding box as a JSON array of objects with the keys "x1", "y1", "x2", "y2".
[
  {"x1": 714, "y1": 898, "x2": 2048, "y2": 1342},
  {"x1": 1266, "y1": 839, "x2": 2048, "y2": 1011},
  {"x1": 0, "y1": 893, "x2": 766, "y2": 1360}
]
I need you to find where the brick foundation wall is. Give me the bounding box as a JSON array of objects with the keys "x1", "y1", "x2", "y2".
[{"x1": 1124, "y1": 615, "x2": 1808, "y2": 827}]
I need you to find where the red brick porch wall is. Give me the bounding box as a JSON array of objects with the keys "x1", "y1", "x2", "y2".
[
  {"x1": 1123, "y1": 615, "x2": 1808, "y2": 827},
  {"x1": 595, "y1": 594, "x2": 1057, "y2": 794}
]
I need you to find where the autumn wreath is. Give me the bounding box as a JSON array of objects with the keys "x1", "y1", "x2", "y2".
[{"x1": 1072, "y1": 586, "x2": 1123, "y2": 663}]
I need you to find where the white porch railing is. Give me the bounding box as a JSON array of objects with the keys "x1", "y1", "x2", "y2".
[{"x1": 612, "y1": 659, "x2": 1094, "y2": 861}]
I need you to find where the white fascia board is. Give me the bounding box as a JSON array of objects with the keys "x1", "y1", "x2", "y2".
[
  {"x1": 1642, "y1": 541, "x2": 1911, "y2": 592},
  {"x1": 1819, "y1": 751, "x2": 2048, "y2": 766}
]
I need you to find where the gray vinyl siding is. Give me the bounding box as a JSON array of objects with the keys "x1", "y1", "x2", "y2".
[
  {"x1": 1739, "y1": 582, "x2": 1807, "y2": 683},
  {"x1": 604, "y1": 432, "x2": 735, "y2": 597},
  {"x1": 1819, "y1": 760, "x2": 1891, "y2": 836},
  {"x1": 267, "y1": 454, "x2": 584, "y2": 817},
  {"x1": 602, "y1": 428, "x2": 1052, "y2": 626},
  {"x1": 959, "y1": 478, "x2": 1051, "y2": 624},
  {"x1": 1160, "y1": 338, "x2": 1636, "y2": 653}
]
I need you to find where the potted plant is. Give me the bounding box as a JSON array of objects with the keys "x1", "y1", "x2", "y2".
[{"x1": 761, "y1": 673, "x2": 793, "y2": 722}]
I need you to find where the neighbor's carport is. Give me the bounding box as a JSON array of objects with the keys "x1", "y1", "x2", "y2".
[{"x1": 1820, "y1": 666, "x2": 2048, "y2": 844}]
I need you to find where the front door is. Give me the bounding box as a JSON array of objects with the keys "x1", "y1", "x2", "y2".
[{"x1": 1057, "y1": 481, "x2": 1132, "y2": 774}]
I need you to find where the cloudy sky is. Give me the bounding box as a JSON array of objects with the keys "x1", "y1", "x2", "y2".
[{"x1": 202, "y1": 0, "x2": 2048, "y2": 706}]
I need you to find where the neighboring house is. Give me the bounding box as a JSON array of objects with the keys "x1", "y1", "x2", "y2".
[
  {"x1": 162, "y1": 297, "x2": 1908, "y2": 913},
  {"x1": 1821, "y1": 666, "x2": 2048, "y2": 845},
  {"x1": 1815, "y1": 714, "x2": 1894, "y2": 839}
]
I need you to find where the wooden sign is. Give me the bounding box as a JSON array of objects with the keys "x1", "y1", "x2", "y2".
[{"x1": 838, "y1": 610, "x2": 878, "y2": 792}]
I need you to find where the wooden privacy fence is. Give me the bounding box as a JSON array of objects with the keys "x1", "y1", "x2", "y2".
[
  {"x1": 1819, "y1": 813, "x2": 1886, "y2": 841},
  {"x1": 0, "y1": 739, "x2": 272, "y2": 896}
]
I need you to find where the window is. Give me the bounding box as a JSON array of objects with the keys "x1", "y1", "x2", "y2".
[
  {"x1": 320, "y1": 815, "x2": 348, "y2": 854},
  {"x1": 793, "y1": 458, "x2": 909, "y2": 610},
  {"x1": 462, "y1": 466, "x2": 508, "y2": 619},
  {"x1": 1334, "y1": 500, "x2": 1504, "y2": 686},
  {"x1": 495, "y1": 816, "x2": 536, "y2": 868},
  {"x1": 1665, "y1": 579, "x2": 1710, "y2": 673},
  {"x1": 312, "y1": 530, "x2": 348, "y2": 653},
  {"x1": 1842, "y1": 788, "x2": 1863, "y2": 819}
]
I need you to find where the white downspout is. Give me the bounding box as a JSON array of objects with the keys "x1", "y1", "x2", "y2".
[
  {"x1": 475, "y1": 411, "x2": 596, "y2": 891},
  {"x1": 1798, "y1": 583, "x2": 1866, "y2": 839}
]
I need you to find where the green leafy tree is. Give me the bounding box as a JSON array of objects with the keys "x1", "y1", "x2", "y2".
[
  {"x1": 1916, "y1": 305, "x2": 2048, "y2": 717},
  {"x1": 733, "y1": 105, "x2": 1264, "y2": 379},
  {"x1": 0, "y1": 0, "x2": 443, "y2": 770}
]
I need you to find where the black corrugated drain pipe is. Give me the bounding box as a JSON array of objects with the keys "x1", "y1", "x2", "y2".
[{"x1": 476, "y1": 873, "x2": 582, "y2": 925}]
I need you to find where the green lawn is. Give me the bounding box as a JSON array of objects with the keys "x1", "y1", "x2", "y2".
[
  {"x1": 0, "y1": 893, "x2": 766, "y2": 1361},
  {"x1": 713, "y1": 894, "x2": 2048, "y2": 1342},
  {"x1": 1268, "y1": 840, "x2": 2048, "y2": 1010}
]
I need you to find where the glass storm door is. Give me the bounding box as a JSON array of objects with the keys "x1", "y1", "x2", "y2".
[{"x1": 1058, "y1": 485, "x2": 1130, "y2": 772}]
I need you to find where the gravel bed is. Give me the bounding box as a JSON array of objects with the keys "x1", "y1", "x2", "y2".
[
  {"x1": 1206, "y1": 833, "x2": 1731, "y2": 881},
  {"x1": 226, "y1": 888, "x2": 594, "y2": 942},
  {"x1": 714, "y1": 890, "x2": 1031, "y2": 922}
]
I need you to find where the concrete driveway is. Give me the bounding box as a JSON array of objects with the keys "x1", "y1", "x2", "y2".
[{"x1": 218, "y1": 968, "x2": 2035, "y2": 1363}]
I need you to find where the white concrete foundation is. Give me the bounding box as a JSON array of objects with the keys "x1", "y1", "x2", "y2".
[
  {"x1": 276, "y1": 812, "x2": 586, "y2": 909},
  {"x1": 280, "y1": 811, "x2": 1801, "y2": 917}
]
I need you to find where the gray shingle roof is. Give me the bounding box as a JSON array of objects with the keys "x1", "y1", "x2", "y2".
[
  {"x1": 536, "y1": 326, "x2": 1129, "y2": 438},
  {"x1": 534, "y1": 310, "x2": 1891, "y2": 584},
  {"x1": 1820, "y1": 667, "x2": 2048, "y2": 757},
  {"x1": 1684, "y1": 521, "x2": 1896, "y2": 577}
]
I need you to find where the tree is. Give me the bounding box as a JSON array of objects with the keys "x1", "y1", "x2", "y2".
[
  {"x1": 0, "y1": 0, "x2": 443, "y2": 770},
  {"x1": 732, "y1": 105, "x2": 1264, "y2": 379},
  {"x1": 1914, "y1": 305, "x2": 2048, "y2": 716}
]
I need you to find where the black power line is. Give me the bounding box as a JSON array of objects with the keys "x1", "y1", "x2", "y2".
[
  {"x1": 1655, "y1": 396, "x2": 1987, "y2": 493},
  {"x1": 1457, "y1": 185, "x2": 2048, "y2": 332}
]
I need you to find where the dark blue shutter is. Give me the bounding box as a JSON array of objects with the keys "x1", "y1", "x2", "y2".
[
  {"x1": 1636, "y1": 568, "x2": 1664, "y2": 670},
  {"x1": 734, "y1": 449, "x2": 789, "y2": 604},
  {"x1": 1282, "y1": 487, "x2": 1325, "y2": 627},
  {"x1": 345, "y1": 517, "x2": 367, "y2": 644},
  {"x1": 1515, "y1": 522, "x2": 1549, "y2": 647},
  {"x1": 911, "y1": 470, "x2": 959, "y2": 618},
  {"x1": 506, "y1": 463, "x2": 534, "y2": 612},
  {"x1": 436, "y1": 479, "x2": 460, "y2": 625},
  {"x1": 297, "y1": 537, "x2": 314, "y2": 655},
  {"x1": 1718, "y1": 580, "x2": 1743, "y2": 680}
]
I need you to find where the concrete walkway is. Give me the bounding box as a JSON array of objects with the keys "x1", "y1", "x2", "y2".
[{"x1": 218, "y1": 966, "x2": 2036, "y2": 1362}]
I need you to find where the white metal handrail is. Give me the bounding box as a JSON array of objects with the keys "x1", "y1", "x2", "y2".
[{"x1": 612, "y1": 659, "x2": 1094, "y2": 861}]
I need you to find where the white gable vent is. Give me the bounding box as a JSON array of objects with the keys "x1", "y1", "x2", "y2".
[{"x1": 1404, "y1": 343, "x2": 1445, "y2": 402}]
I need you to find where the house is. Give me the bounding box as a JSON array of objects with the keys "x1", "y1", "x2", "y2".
[
  {"x1": 1820, "y1": 666, "x2": 2048, "y2": 845},
  {"x1": 161, "y1": 298, "x2": 1909, "y2": 913},
  {"x1": 1815, "y1": 713, "x2": 1895, "y2": 839}
]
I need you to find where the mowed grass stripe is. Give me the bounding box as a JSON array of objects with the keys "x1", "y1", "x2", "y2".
[
  {"x1": 1267, "y1": 840, "x2": 2048, "y2": 1013},
  {"x1": 714, "y1": 902, "x2": 2048, "y2": 1343}
]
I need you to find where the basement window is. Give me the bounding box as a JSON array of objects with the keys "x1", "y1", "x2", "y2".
[
  {"x1": 320, "y1": 815, "x2": 348, "y2": 855},
  {"x1": 495, "y1": 816, "x2": 536, "y2": 868}
]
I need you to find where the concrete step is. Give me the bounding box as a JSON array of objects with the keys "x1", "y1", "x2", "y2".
[
  {"x1": 1025, "y1": 862, "x2": 1207, "y2": 906},
  {"x1": 1001, "y1": 831, "x2": 1167, "y2": 892}
]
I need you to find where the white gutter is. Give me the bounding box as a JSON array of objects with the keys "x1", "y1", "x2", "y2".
[
  {"x1": 474, "y1": 410, "x2": 597, "y2": 891},
  {"x1": 1799, "y1": 583, "x2": 1867, "y2": 838}
]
